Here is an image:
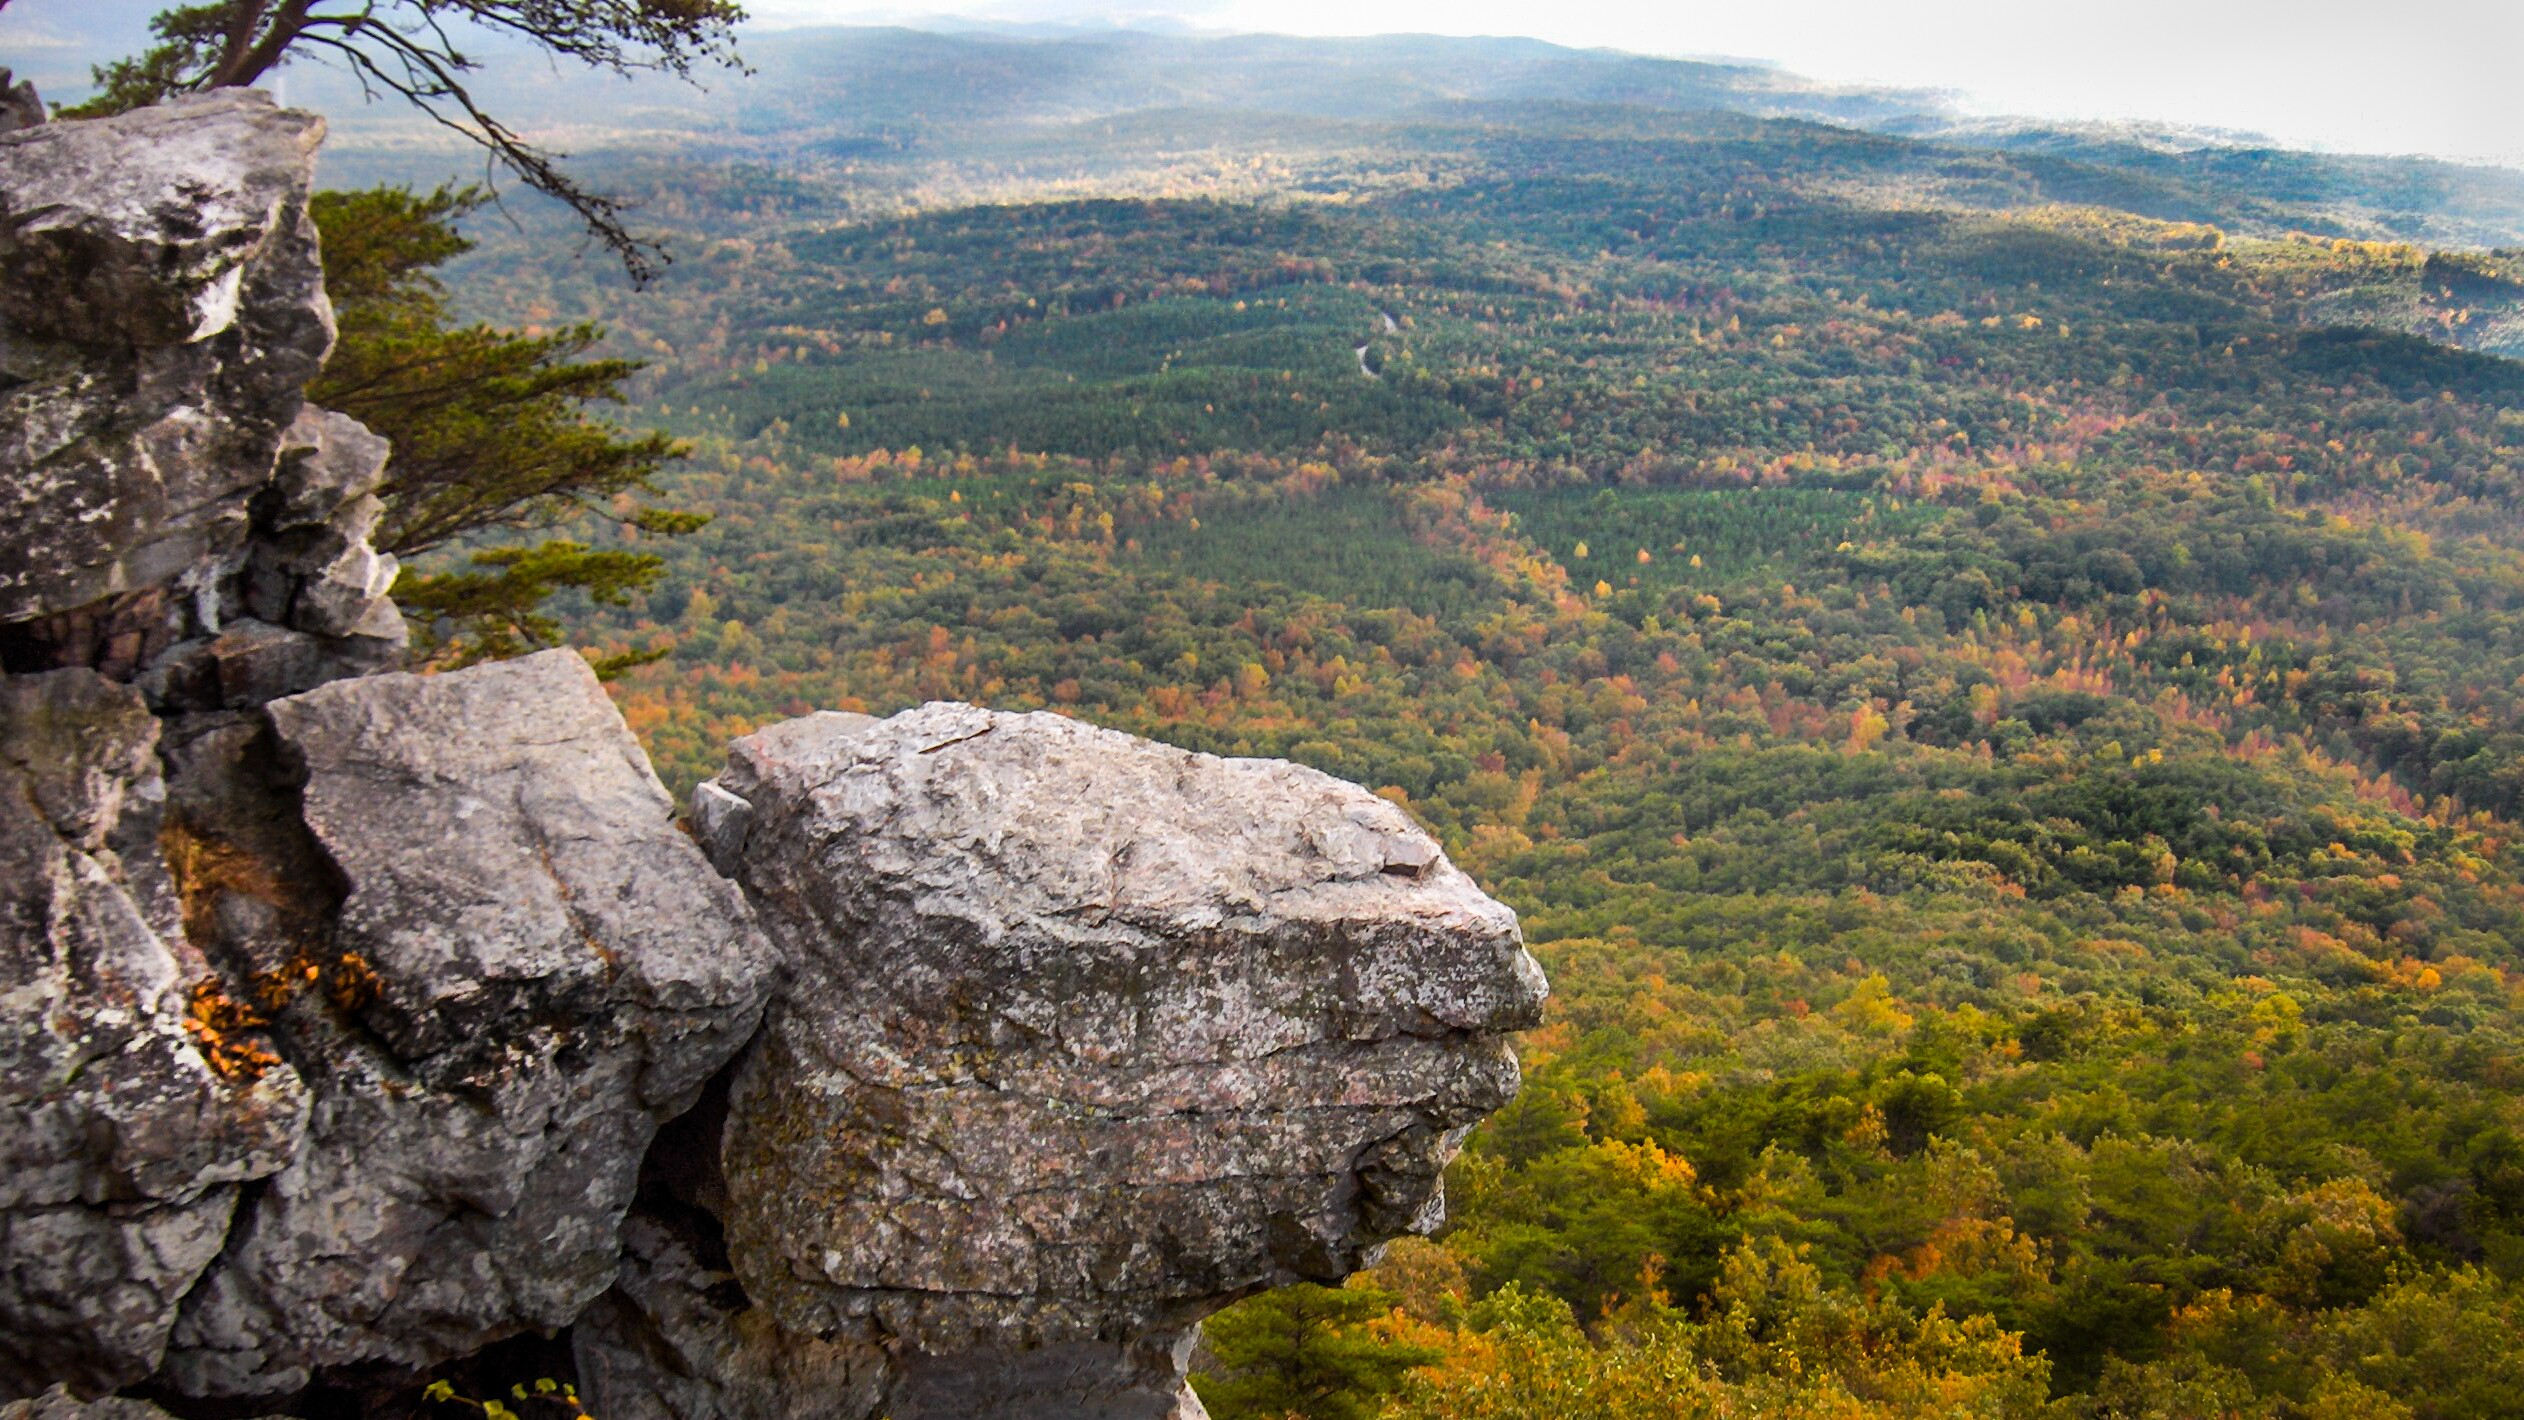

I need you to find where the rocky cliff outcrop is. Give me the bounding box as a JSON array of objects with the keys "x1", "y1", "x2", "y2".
[
  {"x1": 0, "y1": 89, "x2": 1544, "y2": 1420},
  {"x1": 0, "y1": 668, "x2": 308, "y2": 1398},
  {"x1": 582, "y1": 705, "x2": 1547, "y2": 1419},
  {"x1": 156, "y1": 650, "x2": 777, "y2": 1396},
  {"x1": 0, "y1": 89, "x2": 398, "y2": 689},
  {"x1": 0, "y1": 88, "x2": 358, "y2": 1398},
  {"x1": 0, "y1": 91, "x2": 779, "y2": 1404}
]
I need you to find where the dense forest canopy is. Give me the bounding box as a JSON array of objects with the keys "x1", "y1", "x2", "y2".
[{"x1": 270, "y1": 25, "x2": 2524, "y2": 1419}]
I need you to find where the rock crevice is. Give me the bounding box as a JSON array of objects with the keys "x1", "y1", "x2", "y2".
[{"x1": 0, "y1": 90, "x2": 782, "y2": 1406}]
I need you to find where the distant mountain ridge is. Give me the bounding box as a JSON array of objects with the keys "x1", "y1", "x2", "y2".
[
  {"x1": 293, "y1": 24, "x2": 2524, "y2": 250},
  {"x1": 16, "y1": 16, "x2": 2523, "y2": 249},
  {"x1": 270, "y1": 24, "x2": 1957, "y2": 139}
]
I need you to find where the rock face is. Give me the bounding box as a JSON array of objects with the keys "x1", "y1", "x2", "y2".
[
  {"x1": 0, "y1": 90, "x2": 336, "y2": 648},
  {"x1": 0, "y1": 71, "x2": 42, "y2": 135},
  {"x1": 0, "y1": 671, "x2": 308, "y2": 1398},
  {"x1": 0, "y1": 93, "x2": 788, "y2": 1405},
  {"x1": 241, "y1": 408, "x2": 402, "y2": 642},
  {"x1": 649, "y1": 703, "x2": 1547, "y2": 1417},
  {"x1": 157, "y1": 650, "x2": 778, "y2": 1395},
  {"x1": 0, "y1": 84, "x2": 400, "y2": 1402},
  {"x1": 571, "y1": 1215, "x2": 889, "y2": 1420},
  {"x1": 1, "y1": 1388, "x2": 213, "y2": 1420},
  {"x1": 0, "y1": 648, "x2": 779, "y2": 1402}
]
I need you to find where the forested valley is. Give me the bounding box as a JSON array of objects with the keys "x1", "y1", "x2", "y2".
[{"x1": 365, "y1": 29, "x2": 2524, "y2": 1417}]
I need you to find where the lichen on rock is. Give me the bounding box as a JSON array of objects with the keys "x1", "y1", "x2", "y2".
[
  {"x1": 0, "y1": 670, "x2": 308, "y2": 1399},
  {"x1": 156, "y1": 650, "x2": 780, "y2": 1396},
  {"x1": 634, "y1": 702, "x2": 1547, "y2": 1417}
]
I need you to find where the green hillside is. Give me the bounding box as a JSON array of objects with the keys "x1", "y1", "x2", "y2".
[{"x1": 390, "y1": 31, "x2": 2524, "y2": 1418}]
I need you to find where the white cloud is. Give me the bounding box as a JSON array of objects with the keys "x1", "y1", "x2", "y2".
[{"x1": 0, "y1": 18, "x2": 80, "y2": 49}]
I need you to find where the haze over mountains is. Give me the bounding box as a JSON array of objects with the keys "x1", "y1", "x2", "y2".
[{"x1": 13, "y1": 11, "x2": 2524, "y2": 253}]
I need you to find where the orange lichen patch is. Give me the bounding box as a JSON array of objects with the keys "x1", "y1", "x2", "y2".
[
  {"x1": 252, "y1": 950, "x2": 382, "y2": 1015},
  {"x1": 160, "y1": 816, "x2": 368, "y2": 1028},
  {"x1": 183, "y1": 978, "x2": 282, "y2": 1082},
  {"x1": 159, "y1": 815, "x2": 325, "y2": 954},
  {"x1": 327, "y1": 951, "x2": 381, "y2": 1012},
  {"x1": 254, "y1": 956, "x2": 322, "y2": 1011}
]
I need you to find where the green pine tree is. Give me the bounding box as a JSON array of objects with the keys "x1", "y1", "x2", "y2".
[
  {"x1": 307, "y1": 185, "x2": 702, "y2": 673},
  {"x1": 1192, "y1": 1283, "x2": 1439, "y2": 1420}
]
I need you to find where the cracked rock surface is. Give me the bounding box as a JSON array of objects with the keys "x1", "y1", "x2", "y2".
[
  {"x1": 0, "y1": 670, "x2": 308, "y2": 1398},
  {"x1": 0, "y1": 91, "x2": 333, "y2": 638},
  {"x1": 661, "y1": 702, "x2": 1546, "y2": 1417},
  {"x1": 155, "y1": 650, "x2": 779, "y2": 1397}
]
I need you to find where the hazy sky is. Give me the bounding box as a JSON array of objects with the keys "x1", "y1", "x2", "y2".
[
  {"x1": 747, "y1": 0, "x2": 2524, "y2": 165},
  {"x1": 7, "y1": 0, "x2": 2517, "y2": 164}
]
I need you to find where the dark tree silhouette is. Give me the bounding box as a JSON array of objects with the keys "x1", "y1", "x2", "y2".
[{"x1": 71, "y1": 0, "x2": 746, "y2": 284}]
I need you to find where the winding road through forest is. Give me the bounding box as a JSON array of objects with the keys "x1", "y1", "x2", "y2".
[{"x1": 1356, "y1": 308, "x2": 1401, "y2": 378}]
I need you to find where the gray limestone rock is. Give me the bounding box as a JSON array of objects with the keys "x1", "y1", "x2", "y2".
[
  {"x1": 136, "y1": 618, "x2": 406, "y2": 717},
  {"x1": 243, "y1": 409, "x2": 400, "y2": 641},
  {"x1": 155, "y1": 650, "x2": 779, "y2": 1397},
  {"x1": 0, "y1": 89, "x2": 319, "y2": 348},
  {"x1": 571, "y1": 1216, "x2": 889, "y2": 1420},
  {"x1": 266, "y1": 649, "x2": 775, "y2": 1080},
  {"x1": 0, "y1": 671, "x2": 308, "y2": 1400},
  {"x1": 0, "y1": 91, "x2": 333, "y2": 631},
  {"x1": 0, "y1": 71, "x2": 42, "y2": 136},
  {"x1": 0, "y1": 1389, "x2": 288, "y2": 1420},
  {"x1": 687, "y1": 702, "x2": 1545, "y2": 1417},
  {"x1": 1, "y1": 1387, "x2": 215, "y2": 1420}
]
